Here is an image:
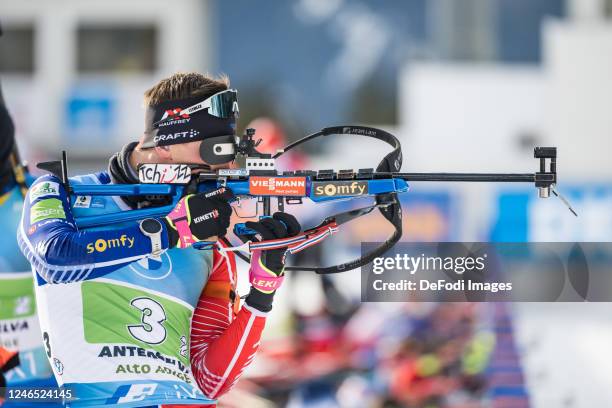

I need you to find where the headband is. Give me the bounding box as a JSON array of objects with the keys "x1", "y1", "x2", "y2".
[{"x1": 141, "y1": 90, "x2": 239, "y2": 164}]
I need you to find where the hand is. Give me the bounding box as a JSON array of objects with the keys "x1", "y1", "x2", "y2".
[
  {"x1": 163, "y1": 187, "x2": 233, "y2": 248},
  {"x1": 245, "y1": 212, "x2": 301, "y2": 294}
]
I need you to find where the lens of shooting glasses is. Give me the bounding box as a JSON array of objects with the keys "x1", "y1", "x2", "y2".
[
  {"x1": 207, "y1": 90, "x2": 238, "y2": 118},
  {"x1": 199, "y1": 135, "x2": 237, "y2": 165}
]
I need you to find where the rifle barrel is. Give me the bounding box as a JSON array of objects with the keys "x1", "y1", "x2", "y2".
[{"x1": 393, "y1": 173, "x2": 536, "y2": 183}]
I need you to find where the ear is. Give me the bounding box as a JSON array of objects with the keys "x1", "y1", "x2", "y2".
[{"x1": 154, "y1": 145, "x2": 172, "y2": 162}]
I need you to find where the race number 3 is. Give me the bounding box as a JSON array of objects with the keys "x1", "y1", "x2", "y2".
[{"x1": 127, "y1": 297, "x2": 167, "y2": 344}]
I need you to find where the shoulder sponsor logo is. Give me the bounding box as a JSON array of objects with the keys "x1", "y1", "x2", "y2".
[
  {"x1": 29, "y1": 181, "x2": 60, "y2": 203},
  {"x1": 34, "y1": 218, "x2": 74, "y2": 228},
  {"x1": 29, "y1": 218, "x2": 74, "y2": 234},
  {"x1": 313, "y1": 181, "x2": 368, "y2": 197},
  {"x1": 30, "y1": 198, "x2": 66, "y2": 224},
  {"x1": 249, "y1": 176, "x2": 306, "y2": 196},
  {"x1": 139, "y1": 164, "x2": 192, "y2": 184},
  {"x1": 74, "y1": 195, "x2": 92, "y2": 208},
  {"x1": 86, "y1": 235, "x2": 135, "y2": 253}
]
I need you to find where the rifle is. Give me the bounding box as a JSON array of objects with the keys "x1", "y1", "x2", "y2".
[{"x1": 36, "y1": 126, "x2": 576, "y2": 274}]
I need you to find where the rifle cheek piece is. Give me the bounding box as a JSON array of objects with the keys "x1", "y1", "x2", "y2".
[{"x1": 199, "y1": 135, "x2": 237, "y2": 165}]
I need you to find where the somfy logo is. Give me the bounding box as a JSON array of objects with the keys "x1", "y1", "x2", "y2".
[
  {"x1": 313, "y1": 181, "x2": 368, "y2": 197},
  {"x1": 86, "y1": 235, "x2": 135, "y2": 253}
]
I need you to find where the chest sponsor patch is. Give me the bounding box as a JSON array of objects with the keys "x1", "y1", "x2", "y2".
[
  {"x1": 29, "y1": 181, "x2": 60, "y2": 203},
  {"x1": 312, "y1": 181, "x2": 369, "y2": 197},
  {"x1": 249, "y1": 176, "x2": 306, "y2": 196}
]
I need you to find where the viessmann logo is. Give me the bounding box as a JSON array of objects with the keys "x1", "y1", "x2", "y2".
[
  {"x1": 313, "y1": 181, "x2": 368, "y2": 197},
  {"x1": 249, "y1": 177, "x2": 307, "y2": 196}
]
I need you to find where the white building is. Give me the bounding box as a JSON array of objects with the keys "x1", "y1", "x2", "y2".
[
  {"x1": 400, "y1": 12, "x2": 612, "y2": 181},
  {"x1": 398, "y1": 4, "x2": 612, "y2": 407},
  {"x1": 399, "y1": 2, "x2": 612, "y2": 243},
  {"x1": 0, "y1": 0, "x2": 213, "y2": 158}
]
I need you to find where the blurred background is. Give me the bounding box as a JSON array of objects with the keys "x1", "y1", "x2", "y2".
[{"x1": 1, "y1": 0, "x2": 612, "y2": 406}]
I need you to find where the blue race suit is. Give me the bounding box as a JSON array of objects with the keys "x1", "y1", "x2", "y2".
[
  {"x1": 0, "y1": 183, "x2": 56, "y2": 389},
  {"x1": 17, "y1": 172, "x2": 217, "y2": 407}
]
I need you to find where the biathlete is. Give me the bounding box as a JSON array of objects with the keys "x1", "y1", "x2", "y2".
[{"x1": 18, "y1": 72, "x2": 299, "y2": 407}]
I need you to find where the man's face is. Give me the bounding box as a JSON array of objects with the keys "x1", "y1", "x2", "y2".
[{"x1": 166, "y1": 141, "x2": 231, "y2": 170}]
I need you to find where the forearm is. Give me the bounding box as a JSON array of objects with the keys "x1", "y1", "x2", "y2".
[
  {"x1": 18, "y1": 175, "x2": 171, "y2": 283},
  {"x1": 190, "y1": 216, "x2": 296, "y2": 399},
  {"x1": 18, "y1": 220, "x2": 170, "y2": 283},
  {"x1": 190, "y1": 296, "x2": 267, "y2": 399}
]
